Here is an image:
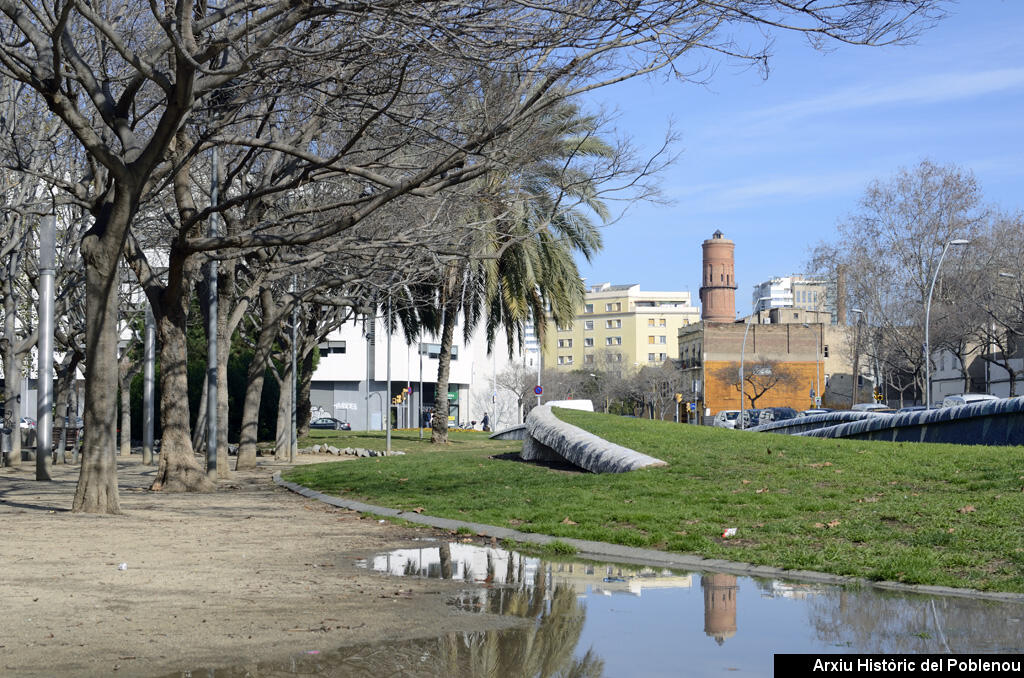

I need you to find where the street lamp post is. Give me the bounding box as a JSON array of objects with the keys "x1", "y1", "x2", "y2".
[
  {"x1": 850, "y1": 308, "x2": 864, "y2": 407},
  {"x1": 738, "y1": 315, "x2": 753, "y2": 428},
  {"x1": 924, "y1": 239, "x2": 970, "y2": 409},
  {"x1": 738, "y1": 299, "x2": 771, "y2": 428},
  {"x1": 802, "y1": 322, "x2": 821, "y2": 408}
]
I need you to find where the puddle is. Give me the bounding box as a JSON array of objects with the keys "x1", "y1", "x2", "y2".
[{"x1": 167, "y1": 543, "x2": 1024, "y2": 677}]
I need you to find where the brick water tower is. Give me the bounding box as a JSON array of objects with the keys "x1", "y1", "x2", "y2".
[{"x1": 699, "y1": 230, "x2": 737, "y2": 322}]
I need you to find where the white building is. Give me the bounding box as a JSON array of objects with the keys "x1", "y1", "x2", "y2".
[
  {"x1": 930, "y1": 345, "x2": 1023, "y2": 402},
  {"x1": 310, "y1": 314, "x2": 528, "y2": 432},
  {"x1": 751, "y1": 275, "x2": 831, "y2": 320}
]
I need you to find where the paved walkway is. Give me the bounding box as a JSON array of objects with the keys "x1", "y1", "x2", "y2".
[{"x1": 275, "y1": 472, "x2": 1024, "y2": 603}]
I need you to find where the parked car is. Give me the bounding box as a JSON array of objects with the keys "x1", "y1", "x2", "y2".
[
  {"x1": 19, "y1": 417, "x2": 36, "y2": 429},
  {"x1": 739, "y1": 409, "x2": 763, "y2": 429},
  {"x1": 799, "y1": 408, "x2": 833, "y2": 417},
  {"x1": 712, "y1": 410, "x2": 740, "y2": 429},
  {"x1": 851, "y1": 403, "x2": 894, "y2": 413},
  {"x1": 309, "y1": 417, "x2": 351, "y2": 430},
  {"x1": 896, "y1": 405, "x2": 928, "y2": 414},
  {"x1": 940, "y1": 394, "x2": 1000, "y2": 408},
  {"x1": 759, "y1": 407, "x2": 798, "y2": 423}
]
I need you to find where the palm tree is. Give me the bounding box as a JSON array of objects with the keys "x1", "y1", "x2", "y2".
[{"x1": 430, "y1": 102, "x2": 612, "y2": 443}]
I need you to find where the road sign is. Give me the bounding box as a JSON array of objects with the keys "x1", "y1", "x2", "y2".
[{"x1": 534, "y1": 385, "x2": 543, "y2": 395}]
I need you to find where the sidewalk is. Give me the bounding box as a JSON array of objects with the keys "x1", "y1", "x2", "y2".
[{"x1": 0, "y1": 456, "x2": 514, "y2": 677}]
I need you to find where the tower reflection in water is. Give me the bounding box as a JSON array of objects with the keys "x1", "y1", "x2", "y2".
[{"x1": 702, "y1": 572, "x2": 738, "y2": 645}]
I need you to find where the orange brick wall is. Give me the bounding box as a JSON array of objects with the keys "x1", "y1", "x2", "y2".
[{"x1": 704, "y1": 360, "x2": 821, "y2": 414}]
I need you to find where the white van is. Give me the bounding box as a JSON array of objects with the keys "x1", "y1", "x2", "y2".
[
  {"x1": 940, "y1": 394, "x2": 1000, "y2": 408},
  {"x1": 712, "y1": 410, "x2": 740, "y2": 429}
]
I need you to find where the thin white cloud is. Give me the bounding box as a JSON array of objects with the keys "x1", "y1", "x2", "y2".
[
  {"x1": 668, "y1": 168, "x2": 878, "y2": 212},
  {"x1": 748, "y1": 67, "x2": 1024, "y2": 125}
]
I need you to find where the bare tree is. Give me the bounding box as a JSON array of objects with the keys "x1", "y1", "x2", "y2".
[
  {"x1": 0, "y1": 1, "x2": 945, "y2": 512},
  {"x1": 811, "y1": 160, "x2": 988, "y2": 404},
  {"x1": 713, "y1": 360, "x2": 801, "y2": 409},
  {"x1": 634, "y1": 362, "x2": 688, "y2": 421},
  {"x1": 969, "y1": 213, "x2": 1024, "y2": 395}
]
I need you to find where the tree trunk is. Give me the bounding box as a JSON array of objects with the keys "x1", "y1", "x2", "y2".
[
  {"x1": 53, "y1": 355, "x2": 79, "y2": 465},
  {"x1": 119, "y1": 373, "x2": 131, "y2": 457},
  {"x1": 216, "y1": 279, "x2": 232, "y2": 477},
  {"x1": 297, "y1": 347, "x2": 314, "y2": 438},
  {"x1": 73, "y1": 239, "x2": 123, "y2": 513},
  {"x1": 118, "y1": 354, "x2": 140, "y2": 458},
  {"x1": 150, "y1": 299, "x2": 215, "y2": 492},
  {"x1": 235, "y1": 358, "x2": 267, "y2": 470},
  {"x1": 236, "y1": 290, "x2": 281, "y2": 469},
  {"x1": 2, "y1": 244, "x2": 23, "y2": 467},
  {"x1": 431, "y1": 292, "x2": 460, "y2": 444},
  {"x1": 2, "y1": 340, "x2": 21, "y2": 467},
  {"x1": 191, "y1": 375, "x2": 207, "y2": 453},
  {"x1": 274, "y1": 362, "x2": 293, "y2": 460}
]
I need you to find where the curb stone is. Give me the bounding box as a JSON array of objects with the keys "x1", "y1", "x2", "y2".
[{"x1": 273, "y1": 472, "x2": 1024, "y2": 603}]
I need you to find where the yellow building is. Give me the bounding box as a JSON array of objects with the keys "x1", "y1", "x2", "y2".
[{"x1": 543, "y1": 283, "x2": 701, "y2": 373}]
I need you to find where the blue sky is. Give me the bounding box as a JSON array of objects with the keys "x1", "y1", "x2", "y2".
[{"x1": 578, "y1": 1, "x2": 1024, "y2": 316}]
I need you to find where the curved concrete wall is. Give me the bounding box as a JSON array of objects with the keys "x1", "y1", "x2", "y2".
[
  {"x1": 793, "y1": 396, "x2": 1024, "y2": 446},
  {"x1": 522, "y1": 405, "x2": 667, "y2": 473},
  {"x1": 751, "y1": 411, "x2": 885, "y2": 435},
  {"x1": 489, "y1": 424, "x2": 527, "y2": 441}
]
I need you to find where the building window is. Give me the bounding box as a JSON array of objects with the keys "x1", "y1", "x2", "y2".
[
  {"x1": 584, "y1": 337, "x2": 594, "y2": 347},
  {"x1": 605, "y1": 302, "x2": 621, "y2": 312},
  {"x1": 558, "y1": 339, "x2": 572, "y2": 349},
  {"x1": 659, "y1": 353, "x2": 667, "y2": 361},
  {"x1": 557, "y1": 323, "x2": 571, "y2": 332},
  {"x1": 606, "y1": 336, "x2": 622, "y2": 346},
  {"x1": 605, "y1": 319, "x2": 621, "y2": 329},
  {"x1": 658, "y1": 318, "x2": 666, "y2": 327},
  {"x1": 557, "y1": 355, "x2": 573, "y2": 366},
  {"x1": 320, "y1": 340, "x2": 346, "y2": 354},
  {"x1": 584, "y1": 354, "x2": 594, "y2": 364},
  {"x1": 648, "y1": 336, "x2": 655, "y2": 344},
  {"x1": 648, "y1": 318, "x2": 655, "y2": 327},
  {"x1": 584, "y1": 320, "x2": 594, "y2": 331},
  {"x1": 584, "y1": 303, "x2": 593, "y2": 314},
  {"x1": 420, "y1": 343, "x2": 457, "y2": 361},
  {"x1": 648, "y1": 353, "x2": 656, "y2": 361},
  {"x1": 657, "y1": 335, "x2": 666, "y2": 344},
  {"x1": 610, "y1": 353, "x2": 623, "y2": 362}
]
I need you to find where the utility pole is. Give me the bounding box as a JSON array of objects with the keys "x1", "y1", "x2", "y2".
[
  {"x1": 290, "y1": 274, "x2": 298, "y2": 462},
  {"x1": 206, "y1": 147, "x2": 219, "y2": 480},
  {"x1": 386, "y1": 289, "x2": 392, "y2": 454},
  {"x1": 36, "y1": 215, "x2": 55, "y2": 481},
  {"x1": 142, "y1": 305, "x2": 155, "y2": 464}
]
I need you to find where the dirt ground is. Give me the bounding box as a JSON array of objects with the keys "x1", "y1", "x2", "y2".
[{"x1": 0, "y1": 455, "x2": 515, "y2": 677}]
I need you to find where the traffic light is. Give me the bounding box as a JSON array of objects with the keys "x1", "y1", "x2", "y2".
[{"x1": 674, "y1": 393, "x2": 683, "y2": 403}]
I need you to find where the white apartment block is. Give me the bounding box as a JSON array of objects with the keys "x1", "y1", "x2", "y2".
[
  {"x1": 310, "y1": 314, "x2": 527, "y2": 432},
  {"x1": 752, "y1": 275, "x2": 831, "y2": 320}
]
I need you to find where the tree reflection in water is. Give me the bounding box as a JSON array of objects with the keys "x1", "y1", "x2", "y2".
[
  {"x1": 798, "y1": 585, "x2": 1024, "y2": 653},
  {"x1": 164, "y1": 559, "x2": 604, "y2": 678},
  {"x1": 441, "y1": 559, "x2": 605, "y2": 678}
]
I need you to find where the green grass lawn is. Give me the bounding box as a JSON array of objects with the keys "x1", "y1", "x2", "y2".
[{"x1": 285, "y1": 409, "x2": 1024, "y2": 592}]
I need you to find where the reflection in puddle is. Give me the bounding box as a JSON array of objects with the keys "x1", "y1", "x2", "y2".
[{"x1": 168, "y1": 544, "x2": 1024, "y2": 677}]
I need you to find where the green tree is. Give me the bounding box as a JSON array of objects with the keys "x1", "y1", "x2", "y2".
[{"x1": 430, "y1": 103, "x2": 610, "y2": 443}]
